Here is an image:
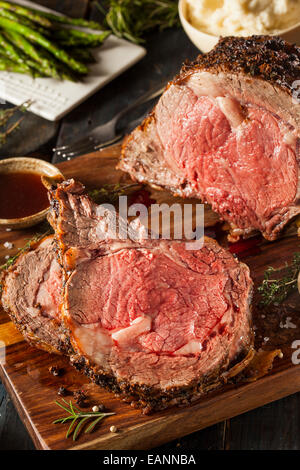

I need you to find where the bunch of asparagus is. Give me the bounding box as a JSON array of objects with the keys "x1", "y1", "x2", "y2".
[{"x1": 0, "y1": 1, "x2": 110, "y2": 81}]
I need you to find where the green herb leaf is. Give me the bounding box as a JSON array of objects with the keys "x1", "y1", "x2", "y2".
[
  {"x1": 88, "y1": 183, "x2": 141, "y2": 205},
  {"x1": 73, "y1": 416, "x2": 90, "y2": 441},
  {"x1": 53, "y1": 400, "x2": 115, "y2": 441},
  {"x1": 0, "y1": 100, "x2": 32, "y2": 147},
  {"x1": 54, "y1": 399, "x2": 73, "y2": 415},
  {"x1": 85, "y1": 415, "x2": 105, "y2": 434},
  {"x1": 0, "y1": 226, "x2": 51, "y2": 272},
  {"x1": 258, "y1": 252, "x2": 300, "y2": 306},
  {"x1": 95, "y1": 0, "x2": 180, "y2": 44},
  {"x1": 66, "y1": 417, "x2": 78, "y2": 439}
]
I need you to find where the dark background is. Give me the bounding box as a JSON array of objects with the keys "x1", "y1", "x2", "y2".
[{"x1": 1, "y1": 0, "x2": 300, "y2": 451}]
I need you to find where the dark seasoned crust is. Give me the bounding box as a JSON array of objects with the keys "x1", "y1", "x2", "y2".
[
  {"x1": 178, "y1": 35, "x2": 300, "y2": 94},
  {"x1": 71, "y1": 346, "x2": 255, "y2": 413}
]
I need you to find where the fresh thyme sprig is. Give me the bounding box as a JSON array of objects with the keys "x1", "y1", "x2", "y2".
[
  {"x1": 0, "y1": 226, "x2": 51, "y2": 272},
  {"x1": 258, "y1": 252, "x2": 300, "y2": 306},
  {"x1": 88, "y1": 183, "x2": 142, "y2": 205},
  {"x1": 0, "y1": 100, "x2": 32, "y2": 147},
  {"x1": 53, "y1": 399, "x2": 115, "y2": 441},
  {"x1": 95, "y1": 0, "x2": 180, "y2": 44}
]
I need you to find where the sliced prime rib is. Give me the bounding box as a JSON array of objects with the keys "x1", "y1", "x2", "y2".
[
  {"x1": 1, "y1": 236, "x2": 71, "y2": 355},
  {"x1": 48, "y1": 179, "x2": 254, "y2": 412},
  {"x1": 119, "y1": 36, "x2": 300, "y2": 241}
]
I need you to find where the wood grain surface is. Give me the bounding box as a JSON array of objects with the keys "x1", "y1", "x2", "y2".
[{"x1": 0, "y1": 146, "x2": 300, "y2": 450}]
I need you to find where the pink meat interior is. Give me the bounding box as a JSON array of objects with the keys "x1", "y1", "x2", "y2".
[
  {"x1": 67, "y1": 244, "x2": 246, "y2": 357},
  {"x1": 36, "y1": 257, "x2": 62, "y2": 321},
  {"x1": 156, "y1": 88, "x2": 298, "y2": 233}
]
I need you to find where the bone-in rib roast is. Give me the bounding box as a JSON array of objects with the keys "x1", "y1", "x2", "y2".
[
  {"x1": 46, "y1": 179, "x2": 253, "y2": 411},
  {"x1": 119, "y1": 36, "x2": 300, "y2": 241},
  {"x1": 1, "y1": 179, "x2": 253, "y2": 411}
]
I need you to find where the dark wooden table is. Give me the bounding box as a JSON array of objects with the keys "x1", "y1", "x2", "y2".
[{"x1": 1, "y1": 0, "x2": 300, "y2": 451}]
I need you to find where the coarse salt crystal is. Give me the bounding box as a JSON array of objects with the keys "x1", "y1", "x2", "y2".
[
  {"x1": 263, "y1": 337, "x2": 269, "y2": 343},
  {"x1": 3, "y1": 242, "x2": 13, "y2": 249},
  {"x1": 279, "y1": 317, "x2": 297, "y2": 329}
]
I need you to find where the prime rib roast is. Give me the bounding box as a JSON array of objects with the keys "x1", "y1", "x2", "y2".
[
  {"x1": 119, "y1": 36, "x2": 300, "y2": 241},
  {"x1": 1, "y1": 236, "x2": 71, "y2": 355},
  {"x1": 44, "y1": 179, "x2": 254, "y2": 412},
  {"x1": 0, "y1": 179, "x2": 255, "y2": 411},
  {"x1": 4, "y1": 35, "x2": 293, "y2": 411}
]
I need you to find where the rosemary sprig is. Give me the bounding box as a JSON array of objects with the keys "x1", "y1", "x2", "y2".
[
  {"x1": 95, "y1": 0, "x2": 180, "y2": 44},
  {"x1": 53, "y1": 399, "x2": 115, "y2": 441},
  {"x1": 0, "y1": 100, "x2": 32, "y2": 147},
  {"x1": 258, "y1": 252, "x2": 300, "y2": 306},
  {"x1": 88, "y1": 183, "x2": 141, "y2": 205}
]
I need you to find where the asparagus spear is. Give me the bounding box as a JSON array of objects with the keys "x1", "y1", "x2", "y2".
[
  {"x1": 0, "y1": 1, "x2": 103, "y2": 30},
  {"x1": 0, "y1": 31, "x2": 33, "y2": 73},
  {"x1": 4, "y1": 30, "x2": 61, "y2": 79},
  {"x1": 66, "y1": 47, "x2": 96, "y2": 64},
  {"x1": 0, "y1": 7, "x2": 49, "y2": 35},
  {"x1": 41, "y1": 48, "x2": 79, "y2": 82},
  {"x1": 6, "y1": 44, "x2": 48, "y2": 78},
  {"x1": 53, "y1": 29, "x2": 110, "y2": 47},
  {"x1": 26, "y1": 7, "x2": 103, "y2": 30},
  {"x1": 0, "y1": 42, "x2": 47, "y2": 77},
  {"x1": 0, "y1": 17, "x2": 88, "y2": 74},
  {"x1": 0, "y1": 1, "x2": 52, "y2": 28},
  {"x1": 23, "y1": 58, "x2": 47, "y2": 78},
  {"x1": 4, "y1": 31, "x2": 80, "y2": 81},
  {"x1": 0, "y1": 31, "x2": 25, "y2": 63},
  {"x1": 59, "y1": 38, "x2": 107, "y2": 47},
  {"x1": 0, "y1": 55, "x2": 32, "y2": 73}
]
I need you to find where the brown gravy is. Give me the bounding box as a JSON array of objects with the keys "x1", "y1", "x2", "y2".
[{"x1": 0, "y1": 172, "x2": 49, "y2": 219}]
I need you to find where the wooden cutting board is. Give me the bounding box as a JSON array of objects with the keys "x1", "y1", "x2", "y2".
[{"x1": 0, "y1": 145, "x2": 300, "y2": 450}]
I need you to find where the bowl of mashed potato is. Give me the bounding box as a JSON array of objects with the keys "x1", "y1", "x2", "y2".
[{"x1": 179, "y1": 0, "x2": 300, "y2": 52}]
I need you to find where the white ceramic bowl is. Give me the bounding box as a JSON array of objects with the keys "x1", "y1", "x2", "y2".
[
  {"x1": 0, "y1": 157, "x2": 64, "y2": 229},
  {"x1": 179, "y1": 0, "x2": 300, "y2": 52}
]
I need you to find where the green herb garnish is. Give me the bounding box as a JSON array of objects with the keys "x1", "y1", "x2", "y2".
[
  {"x1": 88, "y1": 183, "x2": 141, "y2": 205},
  {"x1": 95, "y1": 0, "x2": 180, "y2": 44},
  {"x1": 53, "y1": 399, "x2": 115, "y2": 441},
  {"x1": 0, "y1": 226, "x2": 51, "y2": 271},
  {"x1": 0, "y1": 100, "x2": 31, "y2": 147},
  {"x1": 258, "y1": 252, "x2": 300, "y2": 306}
]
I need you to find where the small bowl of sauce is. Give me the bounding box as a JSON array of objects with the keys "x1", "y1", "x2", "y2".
[{"x1": 0, "y1": 157, "x2": 64, "y2": 229}]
